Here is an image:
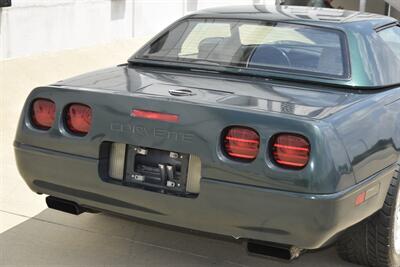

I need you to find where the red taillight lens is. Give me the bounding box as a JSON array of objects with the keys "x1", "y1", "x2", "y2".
[
  {"x1": 271, "y1": 134, "x2": 310, "y2": 169},
  {"x1": 66, "y1": 104, "x2": 92, "y2": 135},
  {"x1": 223, "y1": 127, "x2": 260, "y2": 161},
  {"x1": 31, "y1": 99, "x2": 56, "y2": 130},
  {"x1": 131, "y1": 109, "x2": 179, "y2": 123}
]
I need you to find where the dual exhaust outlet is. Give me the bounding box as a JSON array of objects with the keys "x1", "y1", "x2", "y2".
[
  {"x1": 247, "y1": 240, "x2": 302, "y2": 261},
  {"x1": 46, "y1": 196, "x2": 301, "y2": 261},
  {"x1": 45, "y1": 196, "x2": 84, "y2": 215}
]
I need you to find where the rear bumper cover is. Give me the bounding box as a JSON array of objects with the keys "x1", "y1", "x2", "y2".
[{"x1": 14, "y1": 141, "x2": 395, "y2": 249}]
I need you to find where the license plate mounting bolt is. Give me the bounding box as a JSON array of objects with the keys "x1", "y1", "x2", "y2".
[
  {"x1": 134, "y1": 174, "x2": 145, "y2": 182},
  {"x1": 166, "y1": 181, "x2": 176, "y2": 188},
  {"x1": 135, "y1": 148, "x2": 148, "y2": 155},
  {"x1": 169, "y1": 152, "x2": 179, "y2": 159}
]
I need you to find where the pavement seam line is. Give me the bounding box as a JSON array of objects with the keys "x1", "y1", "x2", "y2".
[{"x1": 0, "y1": 209, "x2": 215, "y2": 261}]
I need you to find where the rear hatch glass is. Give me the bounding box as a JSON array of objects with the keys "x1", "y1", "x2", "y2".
[{"x1": 135, "y1": 19, "x2": 349, "y2": 79}]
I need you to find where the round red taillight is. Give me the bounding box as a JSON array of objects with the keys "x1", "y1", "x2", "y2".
[
  {"x1": 31, "y1": 99, "x2": 56, "y2": 130},
  {"x1": 223, "y1": 127, "x2": 260, "y2": 161},
  {"x1": 65, "y1": 104, "x2": 92, "y2": 135},
  {"x1": 271, "y1": 133, "x2": 310, "y2": 169}
]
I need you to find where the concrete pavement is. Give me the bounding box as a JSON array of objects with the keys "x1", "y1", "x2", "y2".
[{"x1": 0, "y1": 39, "x2": 358, "y2": 266}]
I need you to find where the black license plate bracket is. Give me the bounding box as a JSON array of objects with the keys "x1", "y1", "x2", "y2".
[{"x1": 124, "y1": 145, "x2": 190, "y2": 194}]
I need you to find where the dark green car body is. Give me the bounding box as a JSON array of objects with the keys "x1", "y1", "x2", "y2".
[{"x1": 14, "y1": 5, "x2": 400, "y2": 250}]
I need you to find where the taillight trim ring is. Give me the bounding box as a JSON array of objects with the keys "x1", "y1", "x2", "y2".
[
  {"x1": 221, "y1": 126, "x2": 261, "y2": 163},
  {"x1": 269, "y1": 132, "x2": 311, "y2": 170},
  {"x1": 63, "y1": 103, "x2": 92, "y2": 137},
  {"x1": 29, "y1": 98, "x2": 56, "y2": 131}
]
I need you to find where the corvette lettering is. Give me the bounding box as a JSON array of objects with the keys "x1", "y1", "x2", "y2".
[{"x1": 110, "y1": 122, "x2": 194, "y2": 143}]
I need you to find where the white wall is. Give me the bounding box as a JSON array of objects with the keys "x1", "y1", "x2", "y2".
[
  {"x1": 9, "y1": 0, "x2": 393, "y2": 60},
  {"x1": 334, "y1": 0, "x2": 386, "y2": 14},
  {"x1": 391, "y1": 7, "x2": 400, "y2": 19},
  {"x1": 0, "y1": 0, "x2": 261, "y2": 60},
  {"x1": 0, "y1": 0, "x2": 135, "y2": 59},
  {"x1": 386, "y1": 0, "x2": 400, "y2": 11},
  {"x1": 197, "y1": 0, "x2": 254, "y2": 9},
  {"x1": 133, "y1": 0, "x2": 185, "y2": 37},
  {"x1": 133, "y1": 0, "x2": 261, "y2": 36}
]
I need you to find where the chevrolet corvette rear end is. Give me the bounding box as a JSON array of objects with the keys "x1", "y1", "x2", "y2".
[{"x1": 14, "y1": 5, "x2": 400, "y2": 266}]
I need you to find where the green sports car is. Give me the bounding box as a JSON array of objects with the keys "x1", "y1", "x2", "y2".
[{"x1": 14, "y1": 5, "x2": 400, "y2": 267}]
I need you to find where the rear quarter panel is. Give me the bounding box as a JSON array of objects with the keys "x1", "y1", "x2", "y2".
[{"x1": 328, "y1": 87, "x2": 400, "y2": 183}]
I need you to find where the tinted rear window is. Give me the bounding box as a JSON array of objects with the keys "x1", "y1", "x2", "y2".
[{"x1": 136, "y1": 19, "x2": 348, "y2": 78}]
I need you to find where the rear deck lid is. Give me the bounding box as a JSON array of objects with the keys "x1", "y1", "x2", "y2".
[{"x1": 54, "y1": 66, "x2": 368, "y2": 120}]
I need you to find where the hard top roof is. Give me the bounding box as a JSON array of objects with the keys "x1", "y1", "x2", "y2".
[{"x1": 189, "y1": 5, "x2": 396, "y2": 29}]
